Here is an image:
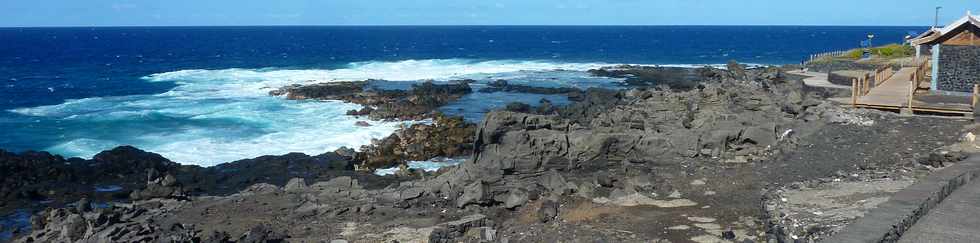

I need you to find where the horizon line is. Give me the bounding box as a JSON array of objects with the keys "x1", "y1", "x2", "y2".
[{"x1": 0, "y1": 24, "x2": 933, "y2": 28}]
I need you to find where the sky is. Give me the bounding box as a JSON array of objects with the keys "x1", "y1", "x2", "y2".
[{"x1": 0, "y1": 0, "x2": 976, "y2": 27}]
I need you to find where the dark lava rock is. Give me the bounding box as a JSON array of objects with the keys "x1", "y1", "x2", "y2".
[
  {"x1": 7, "y1": 63, "x2": 834, "y2": 243},
  {"x1": 0, "y1": 146, "x2": 183, "y2": 213},
  {"x1": 457, "y1": 181, "x2": 490, "y2": 208},
  {"x1": 429, "y1": 214, "x2": 491, "y2": 243},
  {"x1": 723, "y1": 229, "x2": 737, "y2": 240},
  {"x1": 130, "y1": 171, "x2": 186, "y2": 200},
  {"x1": 75, "y1": 198, "x2": 91, "y2": 213},
  {"x1": 17, "y1": 204, "x2": 206, "y2": 243},
  {"x1": 355, "y1": 114, "x2": 476, "y2": 170},
  {"x1": 239, "y1": 224, "x2": 286, "y2": 243},
  {"x1": 917, "y1": 151, "x2": 967, "y2": 168},
  {"x1": 503, "y1": 189, "x2": 529, "y2": 209},
  {"x1": 537, "y1": 200, "x2": 559, "y2": 223},
  {"x1": 588, "y1": 65, "x2": 729, "y2": 89},
  {"x1": 480, "y1": 79, "x2": 581, "y2": 94},
  {"x1": 271, "y1": 80, "x2": 472, "y2": 121}
]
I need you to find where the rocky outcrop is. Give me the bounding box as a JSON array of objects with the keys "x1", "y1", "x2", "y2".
[
  {"x1": 411, "y1": 64, "x2": 828, "y2": 217},
  {"x1": 355, "y1": 114, "x2": 476, "y2": 170},
  {"x1": 0, "y1": 146, "x2": 390, "y2": 220},
  {"x1": 479, "y1": 80, "x2": 582, "y2": 94},
  {"x1": 0, "y1": 146, "x2": 184, "y2": 213},
  {"x1": 588, "y1": 65, "x2": 732, "y2": 89},
  {"x1": 270, "y1": 80, "x2": 473, "y2": 120},
  {"x1": 8, "y1": 64, "x2": 849, "y2": 243},
  {"x1": 129, "y1": 170, "x2": 186, "y2": 200}
]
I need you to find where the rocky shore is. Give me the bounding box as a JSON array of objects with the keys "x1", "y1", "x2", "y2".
[
  {"x1": 270, "y1": 80, "x2": 473, "y2": 121},
  {"x1": 2, "y1": 63, "x2": 973, "y2": 242}
]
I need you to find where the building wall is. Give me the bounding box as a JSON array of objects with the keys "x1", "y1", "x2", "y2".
[{"x1": 936, "y1": 45, "x2": 980, "y2": 92}]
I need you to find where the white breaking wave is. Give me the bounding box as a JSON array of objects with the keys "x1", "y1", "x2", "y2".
[
  {"x1": 9, "y1": 58, "x2": 733, "y2": 166},
  {"x1": 145, "y1": 59, "x2": 610, "y2": 84},
  {"x1": 374, "y1": 158, "x2": 466, "y2": 176},
  {"x1": 10, "y1": 59, "x2": 613, "y2": 166}
]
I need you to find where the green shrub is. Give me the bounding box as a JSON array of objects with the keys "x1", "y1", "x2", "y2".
[
  {"x1": 847, "y1": 49, "x2": 864, "y2": 59},
  {"x1": 871, "y1": 44, "x2": 913, "y2": 58}
]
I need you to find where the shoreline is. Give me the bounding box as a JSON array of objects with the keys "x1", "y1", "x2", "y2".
[{"x1": 2, "y1": 61, "x2": 974, "y2": 242}]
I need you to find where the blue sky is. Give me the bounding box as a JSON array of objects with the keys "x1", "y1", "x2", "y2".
[{"x1": 1, "y1": 0, "x2": 976, "y2": 27}]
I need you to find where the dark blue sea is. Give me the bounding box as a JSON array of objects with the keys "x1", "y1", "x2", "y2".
[{"x1": 0, "y1": 26, "x2": 925, "y2": 165}]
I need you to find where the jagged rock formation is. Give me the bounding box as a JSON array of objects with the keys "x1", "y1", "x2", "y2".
[
  {"x1": 479, "y1": 79, "x2": 582, "y2": 94},
  {"x1": 355, "y1": 114, "x2": 476, "y2": 170},
  {"x1": 270, "y1": 80, "x2": 473, "y2": 120},
  {"x1": 11, "y1": 64, "x2": 864, "y2": 242}
]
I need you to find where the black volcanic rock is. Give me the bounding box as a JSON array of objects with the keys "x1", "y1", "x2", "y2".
[
  {"x1": 479, "y1": 79, "x2": 582, "y2": 94},
  {"x1": 270, "y1": 80, "x2": 472, "y2": 120},
  {"x1": 355, "y1": 114, "x2": 476, "y2": 170},
  {"x1": 9, "y1": 63, "x2": 855, "y2": 243},
  {"x1": 588, "y1": 64, "x2": 734, "y2": 89}
]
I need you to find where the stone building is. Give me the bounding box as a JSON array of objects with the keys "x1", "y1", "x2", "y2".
[{"x1": 911, "y1": 12, "x2": 980, "y2": 92}]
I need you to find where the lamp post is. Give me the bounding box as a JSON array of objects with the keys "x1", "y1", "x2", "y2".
[{"x1": 867, "y1": 33, "x2": 875, "y2": 56}]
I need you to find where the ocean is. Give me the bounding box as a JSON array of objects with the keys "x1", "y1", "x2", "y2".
[{"x1": 0, "y1": 26, "x2": 925, "y2": 166}]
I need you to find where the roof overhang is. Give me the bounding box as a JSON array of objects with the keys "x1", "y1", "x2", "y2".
[{"x1": 911, "y1": 13, "x2": 980, "y2": 45}]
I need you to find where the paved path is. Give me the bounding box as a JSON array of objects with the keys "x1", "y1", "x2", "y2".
[
  {"x1": 899, "y1": 178, "x2": 980, "y2": 242},
  {"x1": 786, "y1": 70, "x2": 851, "y2": 89}
]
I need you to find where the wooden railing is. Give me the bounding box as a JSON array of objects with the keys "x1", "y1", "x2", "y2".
[
  {"x1": 851, "y1": 72, "x2": 873, "y2": 106},
  {"x1": 907, "y1": 59, "x2": 931, "y2": 111},
  {"x1": 973, "y1": 84, "x2": 979, "y2": 109},
  {"x1": 851, "y1": 65, "x2": 895, "y2": 106},
  {"x1": 804, "y1": 49, "x2": 849, "y2": 65},
  {"x1": 873, "y1": 66, "x2": 895, "y2": 86},
  {"x1": 910, "y1": 59, "x2": 930, "y2": 85}
]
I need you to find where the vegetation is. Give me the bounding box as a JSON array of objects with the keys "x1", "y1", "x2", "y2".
[{"x1": 844, "y1": 43, "x2": 914, "y2": 60}]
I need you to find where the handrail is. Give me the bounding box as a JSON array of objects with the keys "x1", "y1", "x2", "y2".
[
  {"x1": 973, "y1": 84, "x2": 979, "y2": 110},
  {"x1": 907, "y1": 59, "x2": 932, "y2": 112},
  {"x1": 852, "y1": 71, "x2": 873, "y2": 106},
  {"x1": 873, "y1": 65, "x2": 895, "y2": 86},
  {"x1": 804, "y1": 49, "x2": 849, "y2": 65}
]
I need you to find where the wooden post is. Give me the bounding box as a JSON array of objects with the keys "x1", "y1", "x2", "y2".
[
  {"x1": 864, "y1": 74, "x2": 870, "y2": 95},
  {"x1": 974, "y1": 84, "x2": 980, "y2": 121},
  {"x1": 908, "y1": 78, "x2": 915, "y2": 112},
  {"x1": 852, "y1": 78, "x2": 858, "y2": 107},
  {"x1": 973, "y1": 84, "x2": 979, "y2": 108}
]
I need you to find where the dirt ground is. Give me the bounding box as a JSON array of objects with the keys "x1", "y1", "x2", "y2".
[{"x1": 489, "y1": 109, "x2": 970, "y2": 243}]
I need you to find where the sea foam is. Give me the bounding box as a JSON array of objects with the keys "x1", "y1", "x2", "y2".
[{"x1": 8, "y1": 59, "x2": 702, "y2": 166}]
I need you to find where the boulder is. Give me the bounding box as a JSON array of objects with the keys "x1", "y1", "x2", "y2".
[
  {"x1": 537, "y1": 200, "x2": 559, "y2": 223},
  {"x1": 284, "y1": 178, "x2": 308, "y2": 192},
  {"x1": 428, "y1": 214, "x2": 490, "y2": 243},
  {"x1": 502, "y1": 189, "x2": 529, "y2": 209},
  {"x1": 741, "y1": 126, "x2": 776, "y2": 147},
  {"x1": 457, "y1": 181, "x2": 489, "y2": 208},
  {"x1": 130, "y1": 170, "x2": 186, "y2": 200},
  {"x1": 239, "y1": 224, "x2": 287, "y2": 243}
]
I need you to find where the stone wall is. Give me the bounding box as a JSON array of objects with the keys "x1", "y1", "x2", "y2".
[{"x1": 937, "y1": 45, "x2": 980, "y2": 92}]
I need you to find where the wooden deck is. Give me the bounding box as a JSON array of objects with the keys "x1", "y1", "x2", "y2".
[
  {"x1": 851, "y1": 63, "x2": 976, "y2": 116},
  {"x1": 854, "y1": 67, "x2": 915, "y2": 110}
]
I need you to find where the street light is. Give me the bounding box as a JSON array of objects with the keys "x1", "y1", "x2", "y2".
[{"x1": 867, "y1": 33, "x2": 876, "y2": 56}]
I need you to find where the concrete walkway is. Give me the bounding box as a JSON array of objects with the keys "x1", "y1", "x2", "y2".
[
  {"x1": 786, "y1": 70, "x2": 851, "y2": 89},
  {"x1": 899, "y1": 178, "x2": 980, "y2": 242},
  {"x1": 825, "y1": 156, "x2": 980, "y2": 243}
]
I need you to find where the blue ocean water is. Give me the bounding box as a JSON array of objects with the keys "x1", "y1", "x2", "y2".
[{"x1": 0, "y1": 26, "x2": 925, "y2": 165}]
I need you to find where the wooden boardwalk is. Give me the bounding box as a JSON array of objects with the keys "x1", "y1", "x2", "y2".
[
  {"x1": 851, "y1": 65, "x2": 975, "y2": 116},
  {"x1": 854, "y1": 67, "x2": 916, "y2": 110}
]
